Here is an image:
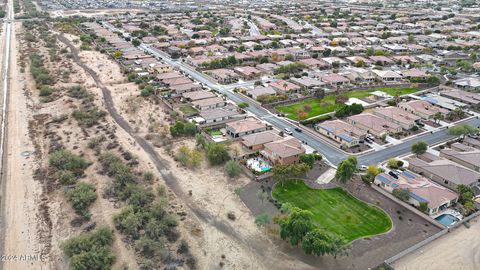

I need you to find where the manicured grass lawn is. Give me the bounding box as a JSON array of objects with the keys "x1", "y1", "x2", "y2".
[
  {"x1": 179, "y1": 105, "x2": 198, "y2": 114},
  {"x1": 210, "y1": 130, "x2": 222, "y2": 136},
  {"x1": 273, "y1": 181, "x2": 392, "y2": 242},
  {"x1": 275, "y1": 87, "x2": 419, "y2": 120}
]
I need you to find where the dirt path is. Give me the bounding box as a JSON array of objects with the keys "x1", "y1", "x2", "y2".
[
  {"x1": 57, "y1": 34, "x2": 316, "y2": 270},
  {"x1": 1, "y1": 23, "x2": 49, "y2": 270}
]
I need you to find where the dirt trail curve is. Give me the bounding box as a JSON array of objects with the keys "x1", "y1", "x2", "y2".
[{"x1": 57, "y1": 34, "x2": 315, "y2": 270}]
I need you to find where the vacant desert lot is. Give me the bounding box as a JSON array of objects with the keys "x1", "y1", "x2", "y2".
[
  {"x1": 392, "y1": 216, "x2": 480, "y2": 270},
  {"x1": 272, "y1": 181, "x2": 392, "y2": 242}
]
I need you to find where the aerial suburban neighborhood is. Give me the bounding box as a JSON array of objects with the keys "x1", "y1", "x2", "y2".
[{"x1": 0, "y1": 0, "x2": 479, "y2": 269}]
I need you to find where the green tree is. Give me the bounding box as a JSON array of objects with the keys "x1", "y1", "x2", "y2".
[
  {"x1": 448, "y1": 124, "x2": 479, "y2": 138},
  {"x1": 302, "y1": 229, "x2": 350, "y2": 258},
  {"x1": 433, "y1": 112, "x2": 444, "y2": 124},
  {"x1": 272, "y1": 163, "x2": 310, "y2": 186},
  {"x1": 206, "y1": 143, "x2": 230, "y2": 165},
  {"x1": 335, "y1": 156, "x2": 357, "y2": 183},
  {"x1": 276, "y1": 207, "x2": 314, "y2": 246},
  {"x1": 299, "y1": 154, "x2": 316, "y2": 168},
  {"x1": 411, "y1": 141, "x2": 428, "y2": 156},
  {"x1": 224, "y1": 160, "x2": 242, "y2": 178},
  {"x1": 387, "y1": 158, "x2": 400, "y2": 169},
  {"x1": 49, "y1": 149, "x2": 89, "y2": 176}
]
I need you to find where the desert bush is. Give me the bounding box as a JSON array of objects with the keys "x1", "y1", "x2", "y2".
[{"x1": 65, "y1": 182, "x2": 97, "y2": 216}]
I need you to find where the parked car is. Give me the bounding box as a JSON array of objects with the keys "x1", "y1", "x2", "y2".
[
  {"x1": 284, "y1": 128, "x2": 293, "y2": 135},
  {"x1": 294, "y1": 127, "x2": 302, "y2": 132},
  {"x1": 388, "y1": 171, "x2": 399, "y2": 179},
  {"x1": 360, "y1": 165, "x2": 368, "y2": 171}
]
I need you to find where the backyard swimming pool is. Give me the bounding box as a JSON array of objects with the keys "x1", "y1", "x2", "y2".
[{"x1": 435, "y1": 214, "x2": 459, "y2": 227}]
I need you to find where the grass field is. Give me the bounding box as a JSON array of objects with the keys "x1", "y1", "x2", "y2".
[
  {"x1": 272, "y1": 181, "x2": 392, "y2": 242},
  {"x1": 179, "y1": 105, "x2": 198, "y2": 115},
  {"x1": 275, "y1": 87, "x2": 419, "y2": 120}
]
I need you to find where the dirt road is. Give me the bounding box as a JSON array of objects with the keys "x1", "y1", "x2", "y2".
[{"x1": 1, "y1": 22, "x2": 49, "y2": 269}]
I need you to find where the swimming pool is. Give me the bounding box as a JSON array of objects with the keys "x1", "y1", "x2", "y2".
[{"x1": 435, "y1": 214, "x2": 459, "y2": 227}]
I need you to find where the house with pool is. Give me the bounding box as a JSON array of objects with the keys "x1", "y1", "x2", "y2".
[{"x1": 374, "y1": 171, "x2": 458, "y2": 216}]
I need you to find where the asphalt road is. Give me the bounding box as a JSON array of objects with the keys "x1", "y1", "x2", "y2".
[{"x1": 108, "y1": 22, "x2": 480, "y2": 167}]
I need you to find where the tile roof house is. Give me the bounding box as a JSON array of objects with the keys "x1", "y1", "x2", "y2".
[
  {"x1": 398, "y1": 100, "x2": 449, "y2": 120},
  {"x1": 315, "y1": 120, "x2": 367, "y2": 148},
  {"x1": 373, "y1": 106, "x2": 421, "y2": 130},
  {"x1": 226, "y1": 117, "x2": 267, "y2": 138},
  {"x1": 440, "y1": 149, "x2": 480, "y2": 172},
  {"x1": 371, "y1": 70, "x2": 403, "y2": 83},
  {"x1": 269, "y1": 80, "x2": 301, "y2": 94},
  {"x1": 347, "y1": 113, "x2": 402, "y2": 137},
  {"x1": 182, "y1": 90, "x2": 217, "y2": 101},
  {"x1": 241, "y1": 131, "x2": 282, "y2": 151},
  {"x1": 401, "y1": 69, "x2": 428, "y2": 80},
  {"x1": 207, "y1": 69, "x2": 240, "y2": 84},
  {"x1": 440, "y1": 89, "x2": 480, "y2": 107},
  {"x1": 463, "y1": 137, "x2": 480, "y2": 150},
  {"x1": 262, "y1": 136, "x2": 305, "y2": 165},
  {"x1": 191, "y1": 97, "x2": 226, "y2": 110},
  {"x1": 408, "y1": 154, "x2": 480, "y2": 190},
  {"x1": 234, "y1": 66, "x2": 262, "y2": 80},
  {"x1": 197, "y1": 107, "x2": 244, "y2": 125},
  {"x1": 246, "y1": 86, "x2": 277, "y2": 100},
  {"x1": 319, "y1": 74, "x2": 351, "y2": 89},
  {"x1": 374, "y1": 171, "x2": 458, "y2": 215}
]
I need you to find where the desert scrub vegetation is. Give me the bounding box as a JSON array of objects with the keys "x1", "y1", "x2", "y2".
[
  {"x1": 49, "y1": 149, "x2": 90, "y2": 178},
  {"x1": 65, "y1": 183, "x2": 97, "y2": 217},
  {"x1": 99, "y1": 151, "x2": 197, "y2": 268},
  {"x1": 72, "y1": 107, "x2": 107, "y2": 128},
  {"x1": 61, "y1": 226, "x2": 116, "y2": 270}
]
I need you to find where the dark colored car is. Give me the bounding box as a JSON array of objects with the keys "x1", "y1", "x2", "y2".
[{"x1": 294, "y1": 127, "x2": 302, "y2": 132}]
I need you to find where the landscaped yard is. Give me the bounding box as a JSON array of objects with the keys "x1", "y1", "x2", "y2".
[
  {"x1": 275, "y1": 87, "x2": 419, "y2": 120},
  {"x1": 272, "y1": 181, "x2": 392, "y2": 242},
  {"x1": 179, "y1": 105, "x2": 198, "y2": 115}
]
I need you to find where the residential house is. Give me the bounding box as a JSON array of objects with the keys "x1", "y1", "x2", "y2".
[
  {"x1": 315, "y1": 120, "x2": 367, "y2": 148},
  {"x1": 440, "y1": 89, "x2": 480, "y2": 107},
  {"x1": 197, "y1": 107, "x2": 244, "y2": 125},
  {"x1": 373, "y1": 106, "x2": 421, "y2": 130},
  {"x1": 463, "y1": 137, "x2": 480, "y2": 150},
  {"x1": 401, "y1": 69, "x2": 428, "y2": 80},
  {"x1": 234, "y1": 66, "x2": 262, "y2": 80},
  {"x1": 398, "y1": 100, "x2": 449, "y2": 120},
  {"x1": 226, "y1": 117, "x2": 267, "y2": 138},
  {"x1": 347, "y1": 113, "x2": 402, "y2": 137},
  {"x1": 440, "y1": 149, "x2": 480, "y2": 172},
  {"x1": 246, "y1": 86, "x2": 277, "y2": 100},
  {"x1": 408, "y1": 154, "x2": 480, "y2": 190},
  {"x1": 208, "y1": 69, "x2": 240, "y2": 84},
  {"x1": 192, "y1": 97, "x2": 226, "y2": 110},
  {"x1": 262, "y1": 136, "x2": 305, "y2": 165},
  {"x1": 182, "y1": 90, "x2": 216, "y2": 102},
  {"x1": 269, "y1": 80, "x2": 301, "y2": 94},
  {"x1": 374, "y1": 172, "x2": 458, "y2": 215},
  {"x1": 320, "y1": 74, "x2": 351, "y2": 89},
  {"x1": 454, "y1": 77, "x2": 480, "y2": 91},
  {"x1": 241, "y1": 131, "x2": 282, "y2": 151},
  {"x1": 372, "y1": 70, "x2": 403, "y2": 83}
]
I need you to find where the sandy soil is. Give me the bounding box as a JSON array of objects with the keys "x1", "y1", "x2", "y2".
[
  {"x1": 1, "y1": 22, "x2": 49, "y2": 270},
  {"x1": 392, "y1": 216, "x2": 480, "y2": 270}
]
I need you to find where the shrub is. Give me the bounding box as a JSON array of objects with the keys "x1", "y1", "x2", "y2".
[
  {"x1": 61, "y1": 226, "x2": 115, "y2": 270},
  {"x1": 387, "y1": 158, "x2": 399, "y2": 169},
  {"x1": 65, "y1": 183, "x2": 97, "y2": 216},
  {"x1": 67, "y1": 85, "x2": 92, "y2": 100},
  {"x1": 57, "y1": 170, "x2": 76, "y2": 185},
  {"x1": 49, "y1": 149, "x2": 89, "y2": 176},
  {"x1": 299, "y1": 154, "x2": 316, "y2": 168},
  {"x1": 72, "y1": 107, "x2": 107, "y2": 127},
  {"x1": 238, "y1": 102, "x2": 249, "y2": 108},
  {"x1": 224, "y1": 160, "x2": 242, "y2": 178},
  {"x1": 143, "y1": 171, "x2": 154, "y2": 182},
  {"x1": 39, "y1": 86, "x2": 55, "y2": 96}
]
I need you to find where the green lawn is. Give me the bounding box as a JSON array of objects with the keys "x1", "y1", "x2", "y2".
[
  {"x1": 275, "y1": 87, "x2": 419, "y2": 120},
  {"x1": 272, "y1": 181, "x2": 392, "y2": 242},
  {"x1": 179, "y1": 105, "x2": 198, "y2": 115}
]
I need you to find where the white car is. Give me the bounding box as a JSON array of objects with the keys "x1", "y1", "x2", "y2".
[
  {"x1": 360, "y1": 165, "x2": 368, "y2": 171},
  {"x1": 284, "y1": 128, "x2": 293, "y2": 135}
]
